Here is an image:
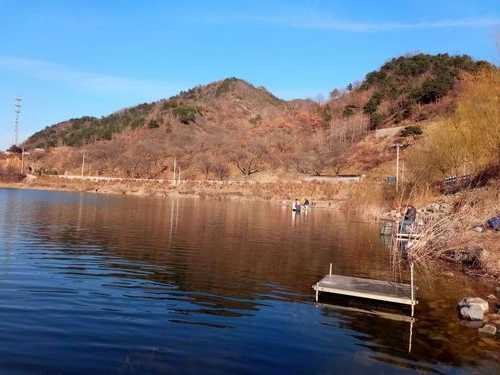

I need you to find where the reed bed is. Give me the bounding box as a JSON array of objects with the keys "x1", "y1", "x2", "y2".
[{"x1": 391, "y1": 185, "x2": 500, "y2": 277}]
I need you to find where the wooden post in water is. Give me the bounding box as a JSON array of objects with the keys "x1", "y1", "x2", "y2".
[
  {"x1": 329, "y1": 263, "x2": 332, "y2": 276},
  {"x1": 408, "y1": 320, "x2": 413, "y2": 353},
  {"x1": 410, "y1": 262, "x2": 415, "y2": 317}
]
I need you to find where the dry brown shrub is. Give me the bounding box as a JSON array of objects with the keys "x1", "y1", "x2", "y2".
[
  {"x1": 392, "y1": 185, "x2": 500, "y2": 276},
  {"x1": 407, "y1": 68, "x2": 500, "y2": 186}
]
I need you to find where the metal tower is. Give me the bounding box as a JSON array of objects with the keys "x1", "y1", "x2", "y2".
[{"x1": 14, "y1": 97, "x2": 22, "y2": 146}]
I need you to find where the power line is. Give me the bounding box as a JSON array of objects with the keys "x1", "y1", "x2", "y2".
[{"x1": 14, "y1": 97, "x2": 22, "y2": 146}]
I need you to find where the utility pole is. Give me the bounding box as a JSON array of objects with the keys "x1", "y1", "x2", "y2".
[
  {"x1": 21, "y1": 147, "x2": 25, "y2": 174},
  {"x1": 173, "y1": 157, "x2": 177, "y2": 186},
  {"x1": 81, "y1": 153, "x2": 85, "y2": 177},
  {"x1": 14, "y1": 97, "x2": 22, "y2": 146},
  {"x1": 395, "y1": 143, "x2": 401, "y2": 192},
  {"x1": 401, "y1": 160, "x2": 405, "y2": 188}
]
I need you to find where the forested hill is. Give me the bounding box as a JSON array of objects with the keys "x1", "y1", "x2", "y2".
[
  {"x1": 327, "y1": 53, "x2": 491, "y2": 128},
  {"x1": 25, "y1": 54, "x2": 491, "y2": 150},
  {"x1": 24, "y1": 78, "x2": 304, "y2": 149},
  {"x1": 20, "y1": 53, "x2": 494, "y2": 179}
]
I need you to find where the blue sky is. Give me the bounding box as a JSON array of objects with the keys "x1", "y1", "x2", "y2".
[{"x1": 1, "y1": 0, "x2": 499, "y2": 150}]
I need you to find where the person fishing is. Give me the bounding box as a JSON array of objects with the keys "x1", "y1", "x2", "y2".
[
  {"x1": 292, "y1": 199, "x2": 301, "y2": 212},
  {"x1": 401, "y1": 205, "x2": 417, "y2": 233}
]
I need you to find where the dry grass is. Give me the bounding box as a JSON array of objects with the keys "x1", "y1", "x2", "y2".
[
  {"x1": 340, "y1": 180, "x2": 387, "y2": 219},
  {"x1": 0, "y1": 156, "x2": 25, "y2": 182},
  {"x1": 392, "y1": 184, "x2": 500, "y2": 277}
]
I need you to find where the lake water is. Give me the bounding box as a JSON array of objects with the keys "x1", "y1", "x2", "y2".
[{"x1": 0, "y1": 188, "x2": 498, "y2": 374}]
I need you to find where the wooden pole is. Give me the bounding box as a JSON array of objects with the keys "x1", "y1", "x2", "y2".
[
  {"x1": 329, "y1": 263, "x2": 332, "y2": 276},
  {"x1": 173, "y1": 157, "x2": 177, "y2": 186},
  {"x1": 81, "y1": 153, "x2": 85, "y2": 177},
  {"x1": 408, "y1": 320, "x2": 413, "y2": 353},
  {"x1": 401, "y1": 161, "x2": 405, "y2": 187},
  {"x1": 396, "y1": 144, "x2": 400, "y2": 192}
]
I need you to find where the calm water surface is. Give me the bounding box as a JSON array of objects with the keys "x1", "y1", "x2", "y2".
[{"x1": 0, "y1": 188, "x2": 498, "y2": 374}]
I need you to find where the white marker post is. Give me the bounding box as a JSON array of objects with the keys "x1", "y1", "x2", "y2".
[{"x1": 81, "y1": 153, "x2": 85, "y2": 177}]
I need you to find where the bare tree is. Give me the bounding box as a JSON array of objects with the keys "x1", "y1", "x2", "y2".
[
  {"x1": 329, "y1": 88, "x2": 343, "y2": 100},
  {"x1": 195, "y1": 156, "x2": 213, "y2": 179},
  {"x1": 213, "y1": 162, "x2": 229, "y2": 180},
  {"x1": 328, "y1": 113, "x2": 369, "y2": 149},
  {"x1": 231, "y1": 142, "x2": 266, "y2": 176}
]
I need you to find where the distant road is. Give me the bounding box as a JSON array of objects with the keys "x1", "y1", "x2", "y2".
[
  {"x1": 51, "y1": 174, "x2": 166, "y2": 183},
  {"x1": 47, "y1": 174, "x2": 362, "y2": 185}
]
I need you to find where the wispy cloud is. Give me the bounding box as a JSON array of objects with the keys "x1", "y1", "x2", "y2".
[
  {"x1": 0, "y1": 56, "x2": 175, "y2": 96},
  {"x1": 210, "y1": 13, "x2": 500, "y2": 32},
  {"x1": 255, "y1": 15, "x2": 500, "y2": 32}
]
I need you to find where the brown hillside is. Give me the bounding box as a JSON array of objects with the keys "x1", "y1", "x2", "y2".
[{"x1": 22, "y1": 54, "x2": 494, "y2": 180}]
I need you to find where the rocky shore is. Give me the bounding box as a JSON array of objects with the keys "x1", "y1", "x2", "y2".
[
  {"x1": 381, "y1": 186, "x2": 500, "y2": 280},
  {"x1": 458, "y1": 294, "x2": 500, "y2": 337}
]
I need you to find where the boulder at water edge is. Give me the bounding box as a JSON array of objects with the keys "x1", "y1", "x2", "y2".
[
  {"x1": 458, "y1": 297, "x2": 489, "y2": 321},
  {"x1": 478, "y1": 324, "x2": 497, "y2": 335}
]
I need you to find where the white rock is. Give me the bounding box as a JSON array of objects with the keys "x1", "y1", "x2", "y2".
[
  {"x1": 458, "y1": 297, "x2": 489, "y2": 313},
  {"x1": 460, "y1": 305, "x2": 485, "y2": 321},
  {"x1": 478, "y1": 324, "x2": 497, "y2": 335},
  {"x1": 458, "y1": 297, "x2": 489, "y2": 320}
]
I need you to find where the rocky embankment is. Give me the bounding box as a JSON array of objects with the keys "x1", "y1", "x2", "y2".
[
  {"x1": 382, "y1": 186, "x2": 500, "y2": 279},
  {"x1": 458, "y1": 294, "x2": 500, "y2": 337}
]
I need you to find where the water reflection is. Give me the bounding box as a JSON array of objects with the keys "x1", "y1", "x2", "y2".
[{"x1": 0, "y1": 188, "x2": 498, "y2": 374}]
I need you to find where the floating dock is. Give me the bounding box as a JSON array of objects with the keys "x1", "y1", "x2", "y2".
[
  {"x1": 313, "y1": 264, "x2": 417, "y2": 316},
  {"x1": 395, "y1": 232, "x2": 421, "y2": 241},
  {"x1": 379, "y1": 220, "x2": 421, "y2": 240}
]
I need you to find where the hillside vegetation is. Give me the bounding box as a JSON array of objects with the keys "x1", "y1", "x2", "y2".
[
  {"x1": 328, "y1": 53, "x2": 490, "y2": 128},
  {"x1": 407, "y1": 68, "x2": 500, "y2": 186},
  {"x1": 22, "y1": 53, "x2": 494, "y2": 181},
  {"x1": 25, "y1": 78, "x2": 291, "y2": 149}
]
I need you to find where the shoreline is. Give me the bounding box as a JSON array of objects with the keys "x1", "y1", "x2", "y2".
[{"x1": 0, "y1": 177, "x2": 352, "y2": 210}]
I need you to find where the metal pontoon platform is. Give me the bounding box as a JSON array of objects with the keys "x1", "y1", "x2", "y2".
[{"x1": 313, "y1": 264, "x2": 417, "y2": 316}]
